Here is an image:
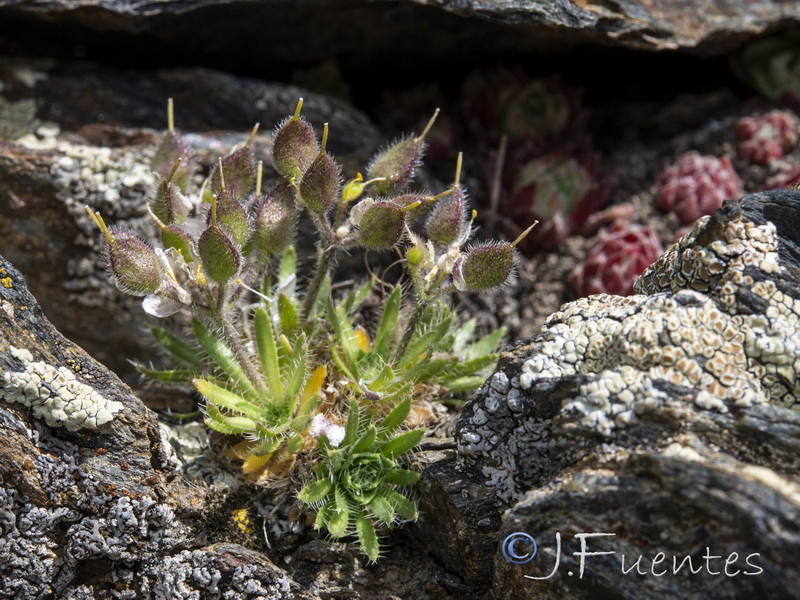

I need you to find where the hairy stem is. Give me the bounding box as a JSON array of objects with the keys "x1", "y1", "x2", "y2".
[{"x1": 301, "y1": 244, "x2": 336, "y2": 323}]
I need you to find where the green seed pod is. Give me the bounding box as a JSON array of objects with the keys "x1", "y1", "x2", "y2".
[
  {"x1": 198, "y1": 225, "x2": 241, "y2": 283},
  {"x1": 152, "y1": 131, "x2": 192, "y2": 191},
  {"x1": 367, "y1": 109, "x2": 438, "y2": 195},
  {"x1": 151, "y1": 178, "x2": 189, "y2": 226},
  {"x1": 106, "y1": 230, "x2": 162, "y2": 296},
  {"x1": 351, "y1": 199, "x2": 405, "y2": 250},
  {"x1": 299, "y1": 152, "x2": 341, "y2": 213},
  {"x1": 213, "y1": 189, "x2": 250, "y2": 247},
  {"x1": 161, "y1": 225, "x2": 195, "y2": 263},
  {"x1": 273, "y1": 99, "x2": 319, "y2": 180},
  {"x1": 452, "y1": 242, "x2": 515, "y2": 291},
  {"x1": 393, "y1": 193, "x2": 437, "y2": 226},
  {"x1": 251, "y1": 182, "x2": 298, "y2": 255}
]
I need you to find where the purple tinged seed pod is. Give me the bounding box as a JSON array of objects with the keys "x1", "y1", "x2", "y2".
[
  {"x1": 214, "y1": 189, "x2": 250, "y2": 247},
  {"x1": 425, "y1": 153, "x2": 468, "y2": 246},
  {"x1": 204, "y1": 124, "x2": 259, "y2": 203},
  {"x1": 393, "y1": 193, "x2": 438, "y2": 227},
  {"x1": 152, "y1": 99, "x2": 192, "y2": 190},
  {"x1": 198, "y1": 225, "x2": 241, "y2": 283},
  {"x1": 350, "y1": 198, "x2": 406, "y2": 250},
  {"x1": 273, "y1": 98, "x2": 320, "y2": 180},
  {"x1": 252, "y1": 181, "x2": 298, "y2": 255},
  {"x1": 161, "y1": 225, "x2": 195, "y2": 263},
  {"x1": 151, "y1": 160, "x2": 190, "y2": 225},
  {"x1": 298, "y1": 123, "x2": 341, "y2": 213},
  {"x1": 367, "y1": 109, "x2": 439, "y2": 195}
]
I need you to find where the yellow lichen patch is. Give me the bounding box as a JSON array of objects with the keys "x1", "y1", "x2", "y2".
[
  {"x1": 1, "y1": 277, "x2": 13, "y2": 288},
  {"x1": 232, "y1": 508, "x2": 253, "y2": 535}
]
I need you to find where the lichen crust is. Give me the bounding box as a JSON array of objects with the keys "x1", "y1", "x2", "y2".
[{"x1": 1, "y1": 345, "x2": 124, "y2": 431}]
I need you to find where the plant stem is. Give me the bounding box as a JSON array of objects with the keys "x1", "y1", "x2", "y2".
[
  {"x1": 393, "y1": 300, "x2": 428, "y2": 363},
  {"x1": 301, "y1": 244, "x2": 336, "y2": 323}
]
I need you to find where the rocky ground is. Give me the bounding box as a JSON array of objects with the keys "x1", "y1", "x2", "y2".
[{"x1": 3, "y1": 1, "x2": 800, "y2": 599}]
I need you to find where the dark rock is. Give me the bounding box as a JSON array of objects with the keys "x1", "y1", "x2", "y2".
[
  {"x1": 440, "y1": 189, "x2": 800, "y2": 598},
  {"x1": 0, "y1": 0, "x2": 798, "y2": 71}
]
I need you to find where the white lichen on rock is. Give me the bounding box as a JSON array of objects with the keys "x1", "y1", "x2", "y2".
[{"x1": 1, "y1": 345, "x2": 124, "y2": 431}]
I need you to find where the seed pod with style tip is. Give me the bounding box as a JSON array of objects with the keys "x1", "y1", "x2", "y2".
[
  {"x1": 350, "y1": 198, "x2": 406, "y2": 250},
  {"x1": 299, "y1": 123, "x2": 341, "y2": 213},
  {"x1": 198, "y1": 225, "x2": 241, "y2": 284},
  {"x1": 274, "y1": 98, "x2": 320, "y2": 180},
  {"x1": 368, "y1": 109, "x2": 439, "y2": 196},
  {"x1": 452, "y1": 222, "x2": 537, "y2": 291},
  {"x1": 151, "y1": 160, "x2": 190, "y2": 225},
  {"x1": 214, "y1": 189, "x2": 251, "y2": 247},
  {"x1": 394, "y1": 192, "x2": 443, "y2": 227},
  {"x1": 85, "y1": 207, "x2": 162, "y2": 296},
  {"x1": 425, "y1": 153, "x2": 468, "y2": 246},
  {"x1": 152, "y1": 99, "x2": 192, "y2": 190},
  {"x1": 203, "y1": 124, "x2": 259, "y2": 204},
  {"x1": 252, "y1": 182, "x2": 298, "y2": 255}
]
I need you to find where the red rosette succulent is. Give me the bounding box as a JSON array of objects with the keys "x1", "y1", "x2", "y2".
[
  {"x1": 571, "y1": 223, "x2": 663, "y2": 297},
  {"x1": 736, "y1": 110, "x2": 799, "y2": 165},
  {"x1": 655, "y1": 152, "x2": 742, "y2": 225}
]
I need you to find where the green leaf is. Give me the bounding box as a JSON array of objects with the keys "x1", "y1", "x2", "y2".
[
  {"x1": 287, "y1": 434, "x2": 305, "y2": 454},
  {"x1": 352, "y1": 425, "x2": 378, "y2": 454},
  {"x1": 277, "y1": 293, "x2": 298, "y2": 337},
  {"x1": 385, "y1": 489, "x2": 417, "y2": 521},
  {"x1": 379, "y1": 429, "x2": 424, "y2": 458},
  {"x1": 441, "y1": 375, "x2": 487, "y2": 392},
  {"x1": 254, "y1": 307, "x2": 282, "y2": 398},
  {"x1": 344, "y1": 277, "x2": 375, "y2": 314},
  {"x1": 368, "y1": 495, "x2": 395, "y2": 524},
  {"x1": 356, "y1": 517, "x2": 380, "y2": 561},
  {"x1": 192, "y1": 319, "x2": 261, "y2": 401},
  {"x1": 442, "y1": 354, "x2": 499, "y2": 379},
  {"x1": 298, "y1": 477, "x2": 333, "y2": 504},
  {"x1": 277, "y1": 246, "x2": 297, "y2": 288},
  {"x1": 373, "y1": 285, "x2": 401, "y2": 359},
  {"x1": 465, "y1": 326, "x2": 507, "y2": 361},
  {"x1": 329, "y1": 345, "x2": 356, "y2": 382},
  {"x1": 327, "y1": 298, "x2": 360, "y2": 369},
  {"x1": 150, "y1": 327, "x2": 203, "y2": 369},
  {"x1": 136, "y1": 365, "x2": 198, "y2": 385},
  {"x1": 398, "y1": 314, "x2": 451, "y2": 369},
  {"x1": 203, "y1": 403, "x2": 257, "y2": 434},
  {"x1": 328, "y1": 488, "x2": 350, "y2": 537},
  {"x1": 193, "y1": 379, "x2": 263, "y2": 420},
  {"x1": 385, "y1": 468, "x2": 420, "y2": 486},
  {"x1": 378, "y1": 398, "x2": 411, "y2": 439},
  {"x1": 343, "y1": 400, "x2": 360, "y2": 447},
  {"x1": 451, "y1": 318, "x2": 477, "y2": 353},
  {"x1": 314, "y1": 504, "x2": 330, "y2": 531},
  {"x1": 284, "y1": 334, "x2": 308, "y2": 403}
]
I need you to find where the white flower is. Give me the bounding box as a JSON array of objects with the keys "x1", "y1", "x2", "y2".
[{"x1": 308, "y1": 413, "x2": 346, "y2": 448}]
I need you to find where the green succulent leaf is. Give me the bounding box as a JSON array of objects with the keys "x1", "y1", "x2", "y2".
[
  {"x1": 356, "y1": 517, "x2": 381, "y2": 561},
  {"x1": 368, "y1": 495, "x2": 395, "y2": 524},
  {"x1": 379, "y1": 428, "x2": 424, "y2": 458},
  {"x1": 343, "y1": 400, "x2": 361, "y2": 447},
  {"x1": 398, "y1": 314, "x2": 451, "y2": 369},
  {"x1": 465, "y1": 326, "x2": 507, "y2": 361},
  {"x1": 352, "y1": 425, "x2": 378, "y2": 454},
  {"x1": 385, "y1": 469, "x2": 421, "y2": 486},
  {"x1": 135, "y1": 365, "x2": 198, "y2": 385},
  {"x1": 298, "y1": 477, "x2": 333, "y2": 504},
  {"x1": 378, "y1": 397, "x2": 411, "y2": 439},
  {"x1": 277, "y1": 293, "x2": 299, "y2": 338},
  {"x1": 203, "y1": 403, "x2": 258, "y2": 434},
  {"x1": 385, "y1": 489, "x2": 417, "y2": 521},
  {"x1": 150, "y1": 326, "x2": 204, "y2": 370}
]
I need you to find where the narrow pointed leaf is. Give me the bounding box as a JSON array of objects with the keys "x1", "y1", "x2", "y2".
[
  {"x1": 373, "y1": 285, "x2": 401, "y2": 359},
  {"x1": 385, "y1": 489, "x2": 418, "y2": 521},
  {"x1": 368, "y1": 495, "x2": 394, "y2": 524},
  {"x1": 385, "y1": 469, "x2": 420, "y2": 486},
  {"x1": 136, "y1": 365, "x2": 198, "y2": 385},
  {"x1": 192, "y1": 319, "x2": 261, "y2": 400},
  {"x1": 379, "y1": 429, "x2": 424, "y2": 458},
  {"x1": 398, "y1": 316, "x2": 451, "y2": 369},
  {"x1": 314, "y1": 504, "x2": 331, "y2": 531},
  {"x1": 343, "y1": 277, "x2": 375, "y2": 314},
  {"x1": 151, "y1": 326, "x2": 203, "y2": 369},
  {"x1": 352, "y1": 425, "x2": 377, "y2": 454},
  {"x1": 193, "y1": 379, "x2": 263, "y2": 420},
  {"x1": 343, "y1": 400, "x2": 360, "y2": 447},
  {"x1": 465, "y1": 326, "x2": 507, "y2": 361},
  {"x1": 254, "y1": 307, "x2": 282, "y2": 398},
  {"x1": 277, "y1": 293, "x2": 298, "y2": 337},
  {"x1": 285, "y1": 335, "x2": 308, "y2": 401},
  {"x1": 203, "y1": 404, "x2": 257, "y2": 434}
]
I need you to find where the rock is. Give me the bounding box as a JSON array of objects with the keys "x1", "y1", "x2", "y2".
[
  {"x1": 0, "y1": 0, "x2": 798, "y2": 75},
  {"x1": 0, "y1": 253, "x2": 321, "y2": 598},
  {"x1": 445, "y1": 189, "x2": 800, "y2": 598},
  {"x1": 0, "y1": 57, "x2": 380, "y2": 382}
]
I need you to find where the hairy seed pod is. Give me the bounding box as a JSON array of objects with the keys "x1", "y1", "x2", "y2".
[
  {"x1": 161, "y1": 225, "x2": 195, "y2": 263},
  {"x1": 393, "y1": 193, "x2": 437, "y2": 226},
  {"x1": 273, "y1": 101, "x2": 319, "y2": 179},
  {"x1": 425, "y1": 184, "x2": 467, "y2": 246},
  {"x1": 452, "y1": 243, "x2": 515, "y2": 291},
  {"x1": 351, "y1": 199, "x2": 405, "y2": 249},
  {"x1": 252, "y1": 182, "x2": 298, "y2": 255},
  {"x1": 198, "y1": 225, "x2": 241, "y2": 283},
  {"x1": 299, "y1": 152, "x2": 341, "y2": 213},
  {"x1": 106, "y1": 230, "x2": 162, "y2": 296},
  {"x1": 151, "y1": 179, "x2": 189, "y2": 226},
  {"x1": 152, "y1": 131, "x2": 191, "y2": 190},
  {"x1": 206, "y1": 146, "x2": 257, "y2": 204},
  {"x1": 212, "y1": 189, "x2": 250, "y2": 247}
]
